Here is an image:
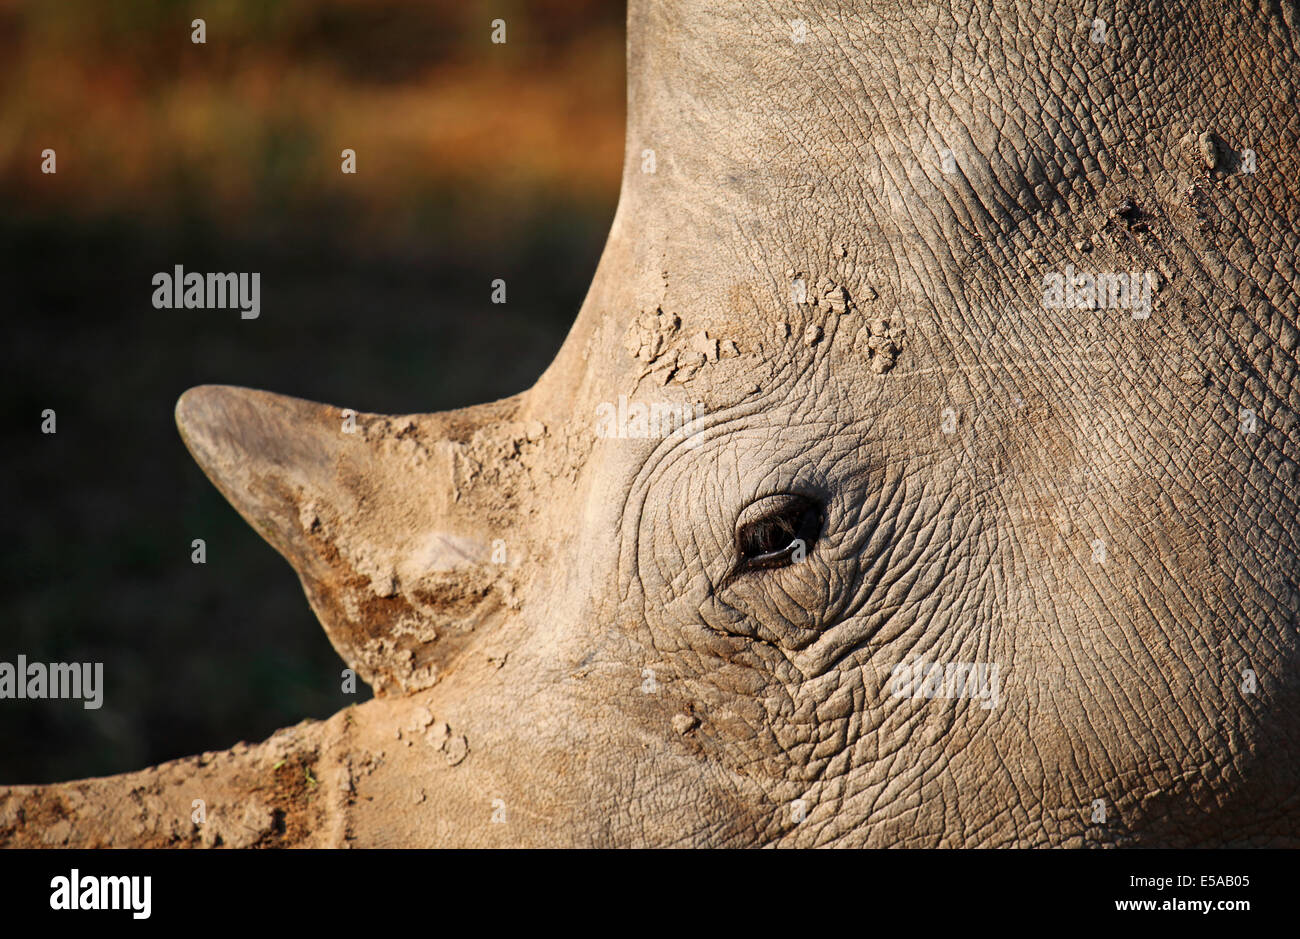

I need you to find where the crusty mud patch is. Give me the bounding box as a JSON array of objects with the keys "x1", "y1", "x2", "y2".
[
  {"x1": 624, "y1": 306, "x2": 742, "y2": 385},
  {"x1": 0, "y1": 738, "x2": 328, "y2": 848}
]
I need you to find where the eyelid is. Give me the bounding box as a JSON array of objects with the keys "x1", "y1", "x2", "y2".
[{"x1": 734, "y1": 493, "x2": 813, "y2": 532}]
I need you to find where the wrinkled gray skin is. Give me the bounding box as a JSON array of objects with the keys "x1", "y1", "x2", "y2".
[{"x1": 4, "y1": 0, "x2": 1299, "y2": 848}]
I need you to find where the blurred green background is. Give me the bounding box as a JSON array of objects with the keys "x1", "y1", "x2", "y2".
[{"x1": 0, "y1": 0, "x2": 624, "y2": 783}]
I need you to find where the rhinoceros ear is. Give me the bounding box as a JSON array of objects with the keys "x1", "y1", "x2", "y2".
[{"x1": 175, "y1": 385, "x2": 517, "y2": 696}]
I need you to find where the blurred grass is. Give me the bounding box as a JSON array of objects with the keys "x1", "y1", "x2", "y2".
[
  {"x1": 0, "y1": 0, "x2": 624, "y2": 783},
  {"x1": 0, "y1": 0, "x2": 623, "y2": 238}
]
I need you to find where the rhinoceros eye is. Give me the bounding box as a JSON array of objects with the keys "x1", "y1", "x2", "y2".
[{"x1": 734, "y1": 493, "x2": 823, "y2": 572}]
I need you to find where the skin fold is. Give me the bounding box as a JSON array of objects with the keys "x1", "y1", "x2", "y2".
[{"x1": 3, "y1": 0, "x2": 1298, "y2": 847}]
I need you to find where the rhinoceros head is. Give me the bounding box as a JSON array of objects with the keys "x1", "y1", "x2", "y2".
[{"x1": 11, "y1": 0, "x2": 1297, "y2": 848}]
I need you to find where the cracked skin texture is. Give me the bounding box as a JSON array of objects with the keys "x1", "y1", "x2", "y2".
[{"x1": 4, "y1": 0, "x2": 1300, "y2": 847}]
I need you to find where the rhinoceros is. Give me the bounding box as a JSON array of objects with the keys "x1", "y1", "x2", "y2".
[{"x1": 3, "y1": 0, "x2": 1299, "y2": 848}]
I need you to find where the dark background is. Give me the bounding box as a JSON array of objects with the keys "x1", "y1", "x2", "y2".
[{"x1": 0, "y1": 0, "x2": 624, "y2": 784}]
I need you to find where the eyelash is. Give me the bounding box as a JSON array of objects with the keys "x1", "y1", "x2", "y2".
[{"x1": 732, "y1": 495, "x2": 824, "y2": 575}]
